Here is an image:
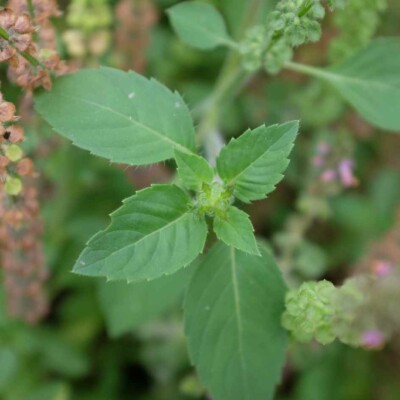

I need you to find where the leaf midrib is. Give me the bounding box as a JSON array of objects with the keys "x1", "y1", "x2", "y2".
[
  {"x1": 225, "y1": 135, "x2": 289, "y2": 186},
  {"x1": 322, "y1": 68, "x2": 400, "y2": 92},
  {"x1": 82, "y1": 209, "x2": 193, "y2": 269},
  {"x1": 56, "y1": 92, "x2": 195, "y2": 156},
  {"x1": 192, "y1": 24, "x2": 229, "y2": 46},
  {"x1": 229, "y1": 247, "x2": 249, "y2": 398}
]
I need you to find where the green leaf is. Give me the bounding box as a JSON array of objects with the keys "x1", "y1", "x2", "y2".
[
  {"x1": 98, "y1": 267, "x2": 193, "y2": 337},
  {"x1": 184, "y1": 242, "x2": 288, "y2": 400},
  {"x1": 35, "y1": 67, "x2": 197, "y2": 165},
  {"x1": 287, "y1": 38, "x2": 400, "y2": 131},
  {"x1": 74, "y1": 185, "x2": 208, "y2": 282},
  {"x1": 26, "y1": 383, "x2": 70, "y2": 400},
  {"x1": 216, "y1": 121, "x2": 299, "y2": 202},
  {"x1": 0, "y1": 348, "x2": 18, "y2": 392},
  {"x1": 167, "y1": 1, "x2": 233, "y2": 50},
  {"x1": 213, "y1": 206, "x2": 260, "y2": 255},
  {"x1": 175, "y1": 150, "x2": 214, "y2": 190}
]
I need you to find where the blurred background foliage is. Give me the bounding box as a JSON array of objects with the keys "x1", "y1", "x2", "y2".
[{"x1": 1, "y1": 0, "x2": 400, "y2": 399}]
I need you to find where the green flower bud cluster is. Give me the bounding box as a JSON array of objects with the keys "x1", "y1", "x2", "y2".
[
  {"x1": 283, "y1": 272, "x2": 400, "y2": 349},
  {"x1": 240, "y1": 0, "x2": 345, "y2": 74},
  {"x1": 195, "y1": 181, "x2": 234, "y2": 218},
  {"x1": 239, "y1": 25, "x2": 268, "y2": 72},
  {"x1": 282, "y1": 280, "x2": 337, "y2": 344},
  {"x1": 331, "y1": 278, "x2": 366, "y2": 346},
  {"x1": 67, "y1": 0, "x2": 112, "y2": 32},
  {"x1": 329, "y1": 0, "x2": 387, "y2": 62}
]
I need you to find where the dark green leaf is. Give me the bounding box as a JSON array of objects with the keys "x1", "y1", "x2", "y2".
[
  {"x1": 35, "y1": 67, "x2": 197, "y2": 165},
  {"x1": 185, "y1": 242, "x2": 288, "y2": 400},
  {"x1": 216, "y1": 122, "x2": 299, "y2": 202},
  {"x1": 175, "y1": 150, "x2": 214, "y2": 190},
  {"x1": 213, "y1": 206, "x2": 260, "y2": 255},
  {"x1": 74, "y1": 185, "x2": 208, "y2": 282}
]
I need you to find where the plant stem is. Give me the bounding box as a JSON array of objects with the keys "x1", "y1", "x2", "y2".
[
  {"x1": 284, "y1": 61, "x2": 333, "y2": 81},
  {"x1": 197, "y1": 0, "x2": 264, "y2": 159},
  {"x1": 0, "y1": 26, "x2": 10, "y2": 41},
  {"x1": 27, "y1": 0, "x2": 35, "y2": 19},
  {"x1": 197, "y1": 51, "x2": 247, "y2": 163}
]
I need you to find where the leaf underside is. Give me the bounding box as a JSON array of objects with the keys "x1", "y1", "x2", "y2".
[
  {"x1": 167, "y1": 1, "x2": 231, "y2": 50},
  {"x1": 325, "y1": 38, "x2": 400, "y2": 131}
]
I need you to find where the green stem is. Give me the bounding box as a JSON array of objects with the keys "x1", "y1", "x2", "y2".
[
  {"x1": 238, "y1": 0, "x2": 263, "y2": 37},
  {"x1": 196, "y1": 0, "x2": 269, "y2": 162},
  {"x1": 284, "y1": 61, "x2": 332, "y2": 81},
  {"x1": 0, "y1": 26, "x2": 10, "y2": 41},
  {"x1": 197, "y1": 52, "x2": 247, "y2": 156},
  {"x1": 27, "y1": 0, "x2": 35, "y2": 19}
]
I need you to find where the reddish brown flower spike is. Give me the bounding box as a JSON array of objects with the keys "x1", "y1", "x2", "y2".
[
  {"x1": 0, "y1": 100, "x2": 16, "y2": 123},
  {"x1": 7, "y1": 124, "x2": 24, "y2": 143},
  {"x1": 0, "y1": 8, "x2": 16, "y2": 29},
  {"x1": 0, "y1": 8, "x2": 34, "y2": 61},
  {"x1": 16, "y1": 158, "x2": 34, "y2": 176},
  {"x1": 14, "y1": 14, "x2": 35, "y2": 34}
]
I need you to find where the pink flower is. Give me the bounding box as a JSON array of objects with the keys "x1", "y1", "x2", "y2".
[
  {"x1": 321, "y1": 169, "x2": 337, "y2": 182},
  {"x1": 372, "y1": 260, "x2": 393, "y2": 278},
  {"x1": 361, "y1": 330, "x2": 385, "y2": 350},
  {"x1": 338, "y1": 159, "x2": 358, "y2": 187}
]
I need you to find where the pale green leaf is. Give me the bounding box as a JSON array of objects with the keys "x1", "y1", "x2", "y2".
[
  {"x1": 216, "y1": 121, "x2": 299, "y2": 202},
  {"x1": 74, "y1": 185, "x2": 208, "y2": 282},
  {"x1": 175, "y1": 150, "x2": 214, "y2": 190},
  {"x1": 167, "y1": 1, "x2": 233, "y2": 50},
  {"x1": 0, "y1": 348, "x2": 18, "y2": 392},
  {"x1": 99, "y1": 267, "x2": 193, "y2": 337},
  {"x1": 35, "y1": 67, "x2": 197, "y2": 165},
  {"x1": 213, "y1": 206, "x2": 260, "y2": 255},
  {"x1": 184, "y1": 242, "x2": 288, "y2": 400},
  {"x1": 287, "y1": 38, "x2": 400, "y2": 131}
]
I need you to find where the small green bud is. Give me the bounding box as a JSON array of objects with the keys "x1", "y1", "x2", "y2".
[
  {"x1": 264, "y1": 40, "x2": 293, "y2": 74},
  {"x1": 311, "y1": 3, "x2": 326, "y2": 19},
  {"x1": 195, "y1": 181, "x2": 234, "y2": 217},
  {"x1": 306, "y1": 20, "x2": 322, "y2": 42},
  {"x1": 4, "y1": 144, "x2": 23, "y2": 162},
  {"x1": 5, "y1": 176, "x2": 22, "y2": 196}
]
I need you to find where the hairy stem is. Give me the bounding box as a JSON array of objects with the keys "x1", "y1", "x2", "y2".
[{"x1": 197, "y1": 0, "x2": 264, "y2": 159}]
